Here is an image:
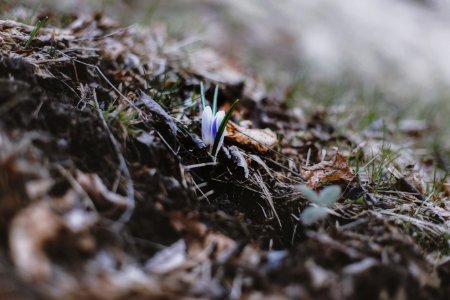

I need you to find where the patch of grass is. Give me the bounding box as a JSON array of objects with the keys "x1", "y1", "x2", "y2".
[
  {"x1": 144, "y1": 73, "x2": 182, "y2": 111},
  {"x1": 24, "y1": 16, "x2": 48, "y2": 49},
  {"x1": 369, "y1": 144, "x2": 399, "y2": 193},
  {"x1": 211, "y1": 99, "x2": 239, "y2": 157},
  {"x1": 0, "y1": 1, "x2": 30, "y2": 22},
  {"x1": 102, "y1": 104, "x2": 141, "y2": 141}
]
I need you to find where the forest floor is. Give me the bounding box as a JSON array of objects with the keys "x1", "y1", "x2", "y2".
[{"x1": 0, "y1": 5, "x2": 450, "y2": 300}]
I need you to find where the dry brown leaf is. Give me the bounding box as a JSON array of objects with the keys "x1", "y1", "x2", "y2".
[
  {"x1": 301, "y1": 152, "x2": 355, "y2": 189},
  {"x1": 170, "y1": 212, "x2": 245, "y2": 263},
  {"x1": 169, "y1": 216, "x2": 268, "y2": 275},
  {"x1": 226, "y1": 121, "x2": 277, "y2": 154},
  {"x1": 9, "y1": 201, "x2": 61, "y2": 282},
  {"x1": 9, "y1": 193, "x2": 97, "y2": 283}
]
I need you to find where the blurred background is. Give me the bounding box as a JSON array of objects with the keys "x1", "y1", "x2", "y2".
[{"x1": 2, "y1": 0, "x2": 450, "y2": 148}]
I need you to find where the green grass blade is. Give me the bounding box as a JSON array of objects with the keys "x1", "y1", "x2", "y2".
[
  {"x1": 212, "y1": 99, "x2": 239, "y2": 156},
  {"x1": 200, "y1": 82, "x2": 206, "y2": 109},
  {"x1": 298, "y1": 185, "x2": 320, "y2": 204},
  {"x1": 25, "y1": 16, "x2": 48, "y2": 49},
  {"x1": 212, "y1": 84, "x2": 219, "y2": 115}
]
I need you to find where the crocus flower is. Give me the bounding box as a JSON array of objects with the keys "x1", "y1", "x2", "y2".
[{"x1": 201, "y1": 105, "x2": 226, "y2": 154}]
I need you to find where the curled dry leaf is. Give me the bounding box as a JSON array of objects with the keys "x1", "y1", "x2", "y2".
[
  {"x1": 146, "y1": 240, "x2": 187, "y2": 274},
  {"x1": 9, "y1": 194, "x2": 98, "y2": 283},
  {"x1": 388, "y1": 166, "x2": 424, "y2": 200},
  {"x1": 301, "y1": 153, "x2": 356, "y2": 189},
  {"x1": 76, "y1": 171, "x2": 129, "y2": 219},
  {"x1": 226, "y1": 121, "x2": 277, "y2": 154},
  {"x1": 170, "y1": 213, "x2": 241, "y2": 272},
  {"x1": 223, "y1": 145, "x2": 249, "y2": 179},
  {"x1": 10, "y1": 201, "x2": 60, "y2": 282}
]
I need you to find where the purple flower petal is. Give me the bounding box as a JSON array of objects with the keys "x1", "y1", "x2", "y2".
[
  {"x1": 212, "y1": 110, "x2": 226, "y2": 154},
  {"x1": 212, "y1": 116, "x2": 218, "y2": 137}
]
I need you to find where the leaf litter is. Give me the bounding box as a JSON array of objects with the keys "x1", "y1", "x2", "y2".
[{"x1": 0, "y1": 6, "x2": 449, "y2": 300}]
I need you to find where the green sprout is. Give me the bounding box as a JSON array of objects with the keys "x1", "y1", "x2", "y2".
[
  {"x1": 298, "y1": 185, "x2": 341, "y2": 225},
  {"x1": 24, "y1": 16, "x2": 48, "y2": 49},
  {"x1": 200, "y1": 82, "x2": 239, "y2": 158}
]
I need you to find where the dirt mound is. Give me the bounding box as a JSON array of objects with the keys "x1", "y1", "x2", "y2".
[{"x1": 0, "y1": 13, "x2": 449, "y2": 300}]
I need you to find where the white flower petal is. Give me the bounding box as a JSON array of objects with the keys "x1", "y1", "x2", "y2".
[
  {"x1": 214, "y1": 132, "x2": 226, "y2": 156},
  {"x1": 214, "y1": 110, "x2": 226, "y2": 134},
  {"x1": 201, "y1": 106, "x2": 213, "y2": 145}
]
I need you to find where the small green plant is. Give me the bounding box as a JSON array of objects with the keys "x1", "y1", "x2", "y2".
[
  {"x1": 102, "y1": 104, "x2": 141, "y2": 140},
  {"x1": 298, "y1": 185, "x2": 341, "y2": 225},
  {"x1": 200, "y1": 82, "x2": 239, "y2": 158},
  {"x1": 24, "y1": 16, "x2": 48, "y2": 49}
]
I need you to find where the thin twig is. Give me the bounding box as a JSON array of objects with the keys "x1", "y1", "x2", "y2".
[
  {"x1": 185, "y1": 162, "x2": 218, "y2": 170},
  {"x1": 55, "y1": 50, "x2": 139, "y2": 111},
  {"x1": 254, "y1": 170, "x2": 282, "y2": 227},
  {"x1": 192, "y1": 178, "x2": 211, "y2": 204},
  {"x1": 92, "y1": 88, "x2": 135, "y2": 224}
]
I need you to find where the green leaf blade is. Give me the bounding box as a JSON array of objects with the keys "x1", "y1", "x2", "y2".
[
  {"x1": 301, "y1": 206, "x2": 329, "y2": 225},
  {"x1": 298, "y1": 185, "x2": 320, "y2": 205},
  {"x1": 318, "y1": 185, "x2": 341, "y2": 208},
  {"x1": 211, "y1": 99, "x2": 239, "y2": 157},
  {"x1": 25, "y1": 16, "x2": 49, "y2": 49},
  {"x1": 200, "y1": 82, "x2": 206, "y2": 109},
  {"x1": 212, "y1": 84, "x2": 219, "y2": 115}
]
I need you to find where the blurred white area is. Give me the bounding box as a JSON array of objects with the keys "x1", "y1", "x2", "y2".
[
  {"x1": 204, "y1": 0, "x2": 450, "y2": 101},
  {"x1": 16, "y1": 0, "x2": 450, "y2": 102}
]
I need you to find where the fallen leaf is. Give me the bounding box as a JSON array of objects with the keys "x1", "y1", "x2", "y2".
[
  {"x1": 9, "y1": 194, "x2": 98, "y2": 282},
  {"x1": 9, "y1": 201, "x2": 61, "y2": 282},
  {"x1": 226, "y1": 121, "x2": 277, "y2": 154},
  {"x1": 170, "y1": 213, "x2": 244, "y2": 263},
  {"x1": 301, "y1": 153, "x2": 355, "y2": 189}
]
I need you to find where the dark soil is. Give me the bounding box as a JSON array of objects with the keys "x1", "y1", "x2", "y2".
[{"x1": 0, "y1": 11, "x2": 449, "y2": 300}]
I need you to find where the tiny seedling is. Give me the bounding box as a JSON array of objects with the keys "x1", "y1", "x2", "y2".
[
  {"x1": 102, "y1": 103, "x2": 141, "y2": 140},
  {"x1": 200, "y1": 82, "x2": 239, "y2": 158},
  {"x1": 211, "y1": 99, "x2": 239, "y2": 156},
  {"x1": 298, "y1": 185, "x2": 341, "y2": 225},
  {"x1": 25, "y1": 16, "x2": 49, "y2": 49}
]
